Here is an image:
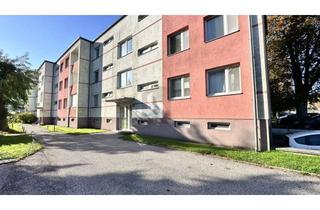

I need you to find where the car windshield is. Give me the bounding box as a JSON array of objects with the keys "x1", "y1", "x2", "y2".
[{"x1": 295, "y1": 134, "x2": 320, "y2": 146}]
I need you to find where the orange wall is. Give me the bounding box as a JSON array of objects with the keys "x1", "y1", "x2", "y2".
[{"x1": 162, "y1": 15, "x2": 254, "y2": 120}]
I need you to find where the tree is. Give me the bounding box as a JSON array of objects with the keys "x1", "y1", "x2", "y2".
[
  {"x1": 267, "y1": 16, "x2": 320, "y2": 122},
  {"x1": 0, "y1": 50, "x2": 35, "y2": 131}
]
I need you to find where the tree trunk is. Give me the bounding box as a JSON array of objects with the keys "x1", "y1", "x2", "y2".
[
  {"x1": 296, "y1": 98, "x2": 308, "y2": 123},
  {"x1": 0, "y1": 95, "x2": 8, "y2": 131}
]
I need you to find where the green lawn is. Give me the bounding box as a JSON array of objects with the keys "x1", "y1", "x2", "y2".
[
  {"x1": 122, "y1": 134, "x2": 320, "y2": 175},
  {"x1": 0, "y1": 134, "x2": 42, "y2": 160},
  {"x1": 42, "y1": 125, "x2": 106, "y2": 135},
  {"x1": 0, "y1": 123, "x2": 25, "y2": 135}
]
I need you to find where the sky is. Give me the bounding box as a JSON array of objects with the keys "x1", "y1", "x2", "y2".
[{"x1": 0, "y1": 15, "x2": 121, "y2": 68}]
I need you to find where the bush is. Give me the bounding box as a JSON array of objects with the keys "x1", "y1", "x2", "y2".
[{"x1": 12, "y1": 112, "x2": 37, "y2": 124}]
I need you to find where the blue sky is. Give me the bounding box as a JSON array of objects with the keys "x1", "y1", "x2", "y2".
[{"x1": 0, "y1": 15, "x2": 121, "y2": 68}]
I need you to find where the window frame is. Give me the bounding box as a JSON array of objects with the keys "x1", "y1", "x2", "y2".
[
  {"x1": 117, "y1": 69, "x2": 133, "y2": 89},
  {"x1": 167, "y1": 27, "x2": 189, "y2": 55},
  {"x1": 118, "y1": 37, "x2": 133, "y2": 58},
  {"x1": 138, "y1": 15, "x2": 148, "y2": 22},
  {"x1": 168, "y1": 75, "x2": 191, "y2": 100},
  {"x1": 103, "y1": 36, "x2": 114, "y2": 46},
  {"x1": 206, "y1": 65, "x2": 242, "y2": 97},
  {"x1": 174, "y1": 121, "x2": 191, "y2": 128},
  {"x1": 65, "y1": 57, "x2": 69, "y2": 68},
  {"x1": 94, "y1": 46, "x2": 100, "y2": 59},
  {"x1": 207, "y1": 122, "x2": 231, "y2": 131},
  {"x1": 93, "y1": 70, "x2": 99, "y2": 83},
  {"x1": 138, "y1": 41, "x2": 158, "y2": 56},
  {"x1": 64, "y1": 78, "x2": 68, "y2": 89},
  {"x1": 93, "y1": 94, "x2": 99, "y2": 107},
  {"x1": 103, "y1": 63, "x2": 113, "y2": 71},
  {"x1": 204, "y1": 15, "x2": 239, "y2": 43}
]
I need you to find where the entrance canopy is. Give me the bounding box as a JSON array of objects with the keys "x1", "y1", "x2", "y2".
[{"x1": 105, "y1": 97, "x2": 134, "y2": 104}]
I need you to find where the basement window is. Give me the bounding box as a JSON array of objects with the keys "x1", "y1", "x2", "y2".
[
  {"x1": 207, "y1": 122, "x2": 231, "y2": 130},
  {"x1": 102, "y1": 91, "x2": 113, "y2": 98},
  {"x1": 138, "y1": 119, "x2": 148, "y2": 125},
  {"x1": 106, "y1": 119, "x2": 112, "y2": 123},
  {"x1": 174, "y1": 121, "x2": 190, "y2": 128},
  {"x1": 103, "y1": 63, "x2": 113, "y2": 71},
  {"x1": 138, "y1": 15, "x2": 148, "y2": 22}
]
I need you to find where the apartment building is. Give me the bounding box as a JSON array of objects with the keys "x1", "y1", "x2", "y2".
[
  {"x1": 160, "y1": 15, "x2": 271, "y2": 150},
  {"x1": 34, "y1": 15, "x2": 271, "y2": 150},
  {"x1": 36, "y1": 61, "x2": 55, "y2": 124}
]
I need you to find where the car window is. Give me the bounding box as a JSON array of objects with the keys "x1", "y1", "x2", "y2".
[{"x1": 295, "y1": 135, "x2": 320, "y2": 146}]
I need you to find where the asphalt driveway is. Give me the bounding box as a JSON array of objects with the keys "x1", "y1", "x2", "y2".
[{"x1": 0, "y1": 124, "x2": 320, "y2": 194}]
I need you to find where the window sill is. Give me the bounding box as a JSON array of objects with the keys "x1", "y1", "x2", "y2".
[
  {"x1": 207, "y1": 91, "x2": 242, "y2": 98},
  {"x1": 118, "y1": 51, "x2": 133, "y2": 60},
  {"x1": 204, "y1": 30, "x2": 240, "y2": 43},
  {"x1": 167, "y1": 48, "x2": 190, "y2": 57},
  {"x1": 117, "y1": 85, "x2": 133, "y2": 90},
  {"x1": 168, "y1": 96, "x2": 191, "y2": 101}
]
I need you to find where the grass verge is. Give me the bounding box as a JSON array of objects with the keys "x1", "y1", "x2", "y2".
[
  {"x1": 42, "y1": 125, "x2": 106, "y2": 135},
  {"x1": 0, "y1": 134, "x2": 42, "y2": 161},
  {"x1": 122, "y1": 133, "x2": 320, "y2": 175}
]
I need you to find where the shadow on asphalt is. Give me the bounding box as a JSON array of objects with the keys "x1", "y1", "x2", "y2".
[{"x1": 1, "y1": 162, "x2": 319, "y2": 195}]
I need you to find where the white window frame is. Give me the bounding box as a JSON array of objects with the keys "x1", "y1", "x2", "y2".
[
  {"x1": 205, "y1": 15, "x2": 239, "y2": 42},
  {"x1": 169, "y1": 76, "x2": 190, "y2": 100},
  {"x1": 138, "y1": 42, "x2": 158, "y2": 56},
  {"x1": 207, "y1": 66, "x2": 241, "y2": 97},
  {"x1": 118, "y1": 69, "x2": 133, "y2": 89},
  {"x1": 118, "y1": 37, "x2": 133, "y2": 58},
  {"x1": 168, "y1": 29, "x2": 189, "y2": 55}
]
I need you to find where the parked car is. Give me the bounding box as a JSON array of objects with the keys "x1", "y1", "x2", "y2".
[
  {"x1": 304, "y1": 114, "x2": 320, "y2": 129},
  {"x1": 286, "y1": 131, "x2": 320, "y2": 150}
]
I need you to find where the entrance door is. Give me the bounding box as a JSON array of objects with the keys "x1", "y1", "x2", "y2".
[{"x1": 119, "y1": 105, "x2": 131, "y2": 130}]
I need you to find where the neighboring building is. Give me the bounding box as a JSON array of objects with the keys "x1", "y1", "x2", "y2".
[
  {"x1": 35, "y1": 15, "x2": 271, "y2": 151},
  {"x1": 55, "y1": 38, "x2": 91, "y2": 128},
  {"x1": 36, "y1": 61, "x2": 55, "y2": 124},
  {"x1": 24, "y1": 85, "x2": 38, "y2": 114}
]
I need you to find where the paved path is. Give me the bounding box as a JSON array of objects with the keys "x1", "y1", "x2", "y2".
[{"x1": 0, "y1": 124, "x2": 320, "y2": 194}]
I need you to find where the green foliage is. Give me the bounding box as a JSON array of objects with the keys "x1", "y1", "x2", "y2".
[
  {"x1": 267, "y1": 16, "x2": 320, "y2": 120},
  {"x1": 123, "y1": 134, "x2": 320, "y2": 175},
  {"x1": 0, "y1": 50, "x2": 36, "y2": 130},
  {"x1": 0, "y1": 134, "x2": 42, "y2": 160},
  {"x1": 12, "y1": 112, "x2": 37, "y2": 124},
  {"x1": 42, "y1": 125, "x2": 106, "y2": 135}
]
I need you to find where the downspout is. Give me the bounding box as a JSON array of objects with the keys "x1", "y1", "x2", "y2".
[
  {"x1": 50, "y1": 63, "x2": 55, "y2": 124},
  {"x1": 248, "y1": 15, "x2": 260, "y2": 152},
  {"x1": 67, "y1": 55, "x2": 71, "y2": 127}
]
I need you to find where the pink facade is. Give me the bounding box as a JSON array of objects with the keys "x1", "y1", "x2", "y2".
[
  {"x1": 163, "y1": 15, "x2": 254, "y2": 119},
  {"x1": 57, "y1": 56, "x2": 69, "y2": 122},
  {"x1": 161, "y1": 15, "x2": 260, "y2": 149}
]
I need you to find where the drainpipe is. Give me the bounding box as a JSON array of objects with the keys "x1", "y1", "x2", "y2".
[
  {"x1": 248, "y1": 15, "x2": 260, "y2": 152},
  {"x1": 87, "y1": 41, "x2": 92, "y2": 127}
]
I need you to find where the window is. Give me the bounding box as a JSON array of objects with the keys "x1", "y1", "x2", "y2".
[
  {"x1": 93, "y1": 94, "x2": 99, "y2": 107},
  {"x1": 137, "y1": 81, "x2": 159, "y2": 92},
  {"x1": 138, "y1": 42, "x2": 158, "y2": 56},
  {"x1": 55, "y1": 83, "x2": 58, "y2": 89},
  {"x1": 138, "y1": 15, "x2": 148, "y2": 22},
  {"x1": 118, "y1": 69, "x2": 133, "y2": 88},
  {"x1": 94, "y1": 70, "x2": 99, "y2": 83},
  {"x1": 94, "y1": 46, "x2": 100, "y2": 59},
  {"x1": 102, "y1": 91, "x2": 113, "y2": 98},
  {"x1": 138, "y1": 119, "x2": 148, "y2": 125},
  {"x1": 118, "y1": 37, "x2": 133, "y2": 58},
  {"x1": 63, "y1": 98, "x2": 67, "y2": 109},
  {"x1": 104, "y1": 36, "x2": 114, "y2": 46},
  {"x1": 103, "y1": 63, "x2": 113, "y2": 71},
  {"x1": 295, "y1": 135, "x2": 320, "y2": 146},
  {"x1": 208, "y1": 122, "x2": 231, "y2": 130},
  {"x1": 169, "y1": 76, "x2": 190, "y2": 99},
  {"x1": 204, "y1": 15, "x2": 238, "y2": 42},
  {"x1": 70, "y1": 94, "x2": 77, "y2": 107},
  {"x1": 58, "y1": 100, "x2": 61, "y2": 109},
  {"x1": 59, "y1": 81, "x2": 63, "y2": 91},
  {"x1": 207, "y1": 66, "x2": 240, "y2": 96},
  {"x1": 65, "y1": 57, "x2": 69, "y2": 68},
  {"x1": 60, "y1": 63, "x2": 64, "y2": 72},
  {"x1": 168, "y1": 29, "x2": 189, "y2": 55},
  {"x1": 174, "y1": 121, "x2": 190, "y2": 128},
  {"x1": 64, "y1": 78, "x2": 68, "y2": 89},
  {"x1": 54, "y1": 100, "x2": 57, "y2": 105}
]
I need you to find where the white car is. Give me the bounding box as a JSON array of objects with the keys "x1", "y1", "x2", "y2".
[{"x1": 286, "y1": 131, "x2": 320, "y2": 150}]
